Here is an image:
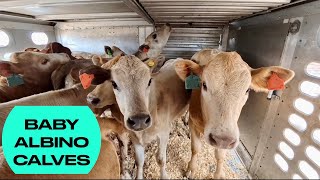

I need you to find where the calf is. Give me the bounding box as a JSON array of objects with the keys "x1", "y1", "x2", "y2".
[
  {"x1": 0, "y1": 52, "x2": 70, "y2": 103},
  {"x1": 135, "y1": 24, "x2": 171, "y2": 61},
  {"x1": 82, "y1": 55, "x2": 190, "y2": 179},
  {"x1": 0, "y1": 86, "x2": 121, "y2": 179},
  {"x1": 55, "y1": 24, "x2": 171, "y2": 90},
  {"x1": 175, "y1": 50, "x2": 295, "y2": 178}
]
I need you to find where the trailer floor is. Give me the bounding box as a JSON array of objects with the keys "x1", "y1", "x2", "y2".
[
  {"x1": 0, "y1": 115, "x2": 250, "y2": 179},
  {"x1": 124, "y1": 114, "x2": 251, "y2": 179}
]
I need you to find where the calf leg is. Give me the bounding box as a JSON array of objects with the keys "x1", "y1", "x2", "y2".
[
  {"x1": 186, "y1": 126, "x2": 202, "y2": 178},
  {"x1": 134, "y1": 143, "x2": 145, "y2": 179},
  {"x1": 214, "y1": 148, "x2": 226, "y2": 179},
  {"x1": 118, "y1": 132, "x2": 131, "y2": 179},
  {"x1": 157, "y1": 133, "x2": 169, "y2": 179}
]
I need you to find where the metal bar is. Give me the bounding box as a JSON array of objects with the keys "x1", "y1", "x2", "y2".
[
  {"x1": 36, "y1": 12, "x2": 139, "y2": 21},
  {"x1": 0, "y1": 11, "x2": 35, "y2": 19},
  {"x1": 153, "y1": 15, "x2": 241, "y2": 19},
  {"x1": 173, "y1": 27, "x2": 223, "y2": 31},
  {"x1": 158, "y1": 19, "x2": 228, "y2": 22},
  {"x1": 55, "y1": 20, "x2": 151, "y2": 30},
  {"x1": 232, "y1": 0, "x2": 309, "y2": 22},
  {"x1": 122, "y1": 0, "x2": 154, "y2": 24},
  {"x1": 142, "y1": 2, "x2": 285, "y2": 7},
  {"x1": 156, "y1": 22, "x2": 226, "y2": 28},
  {"x1": 167, "y1": 40, "x2": 220, "y2": 44},
  {"x1": 220, "y1": 25, "x2": 229, "y2": 51},
  {"x1": 149, "y1": 8, "x2": 264, "y2": 12},
  {"x1": 249, "y1": 17, "x2": 303, "y2": 175},
  {"x1": 170, "y1": 33, "x2": 221, "y2": 37},
  {"x1": 145, "y1": 6, "x2": 269, "y2": 10},
  {"x1": 0, "y1": 0, "x2": 120, "y2": 8},
  {"x1": 149, "y1": 12, "x2": 254, "y2": 16},
  {"x1": 140, "y1": 0, "x2": 290, "y2": 2}
]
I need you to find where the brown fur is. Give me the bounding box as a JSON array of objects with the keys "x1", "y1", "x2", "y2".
[
  {"x1": 0, "y1": 52, "x2": 70, "y2": 103},
  {"x1": 0, "y1": 85, "x2": 121, "y2": 179},
  {"x1": 84, "y1": 56, "x2": 190, "y2": 179}
]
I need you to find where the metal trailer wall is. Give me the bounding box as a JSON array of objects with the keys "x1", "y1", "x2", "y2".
[
  {"x1": 228, "y1": 1, "x2": 320, "y2": 179},
  {"x1": 55, "y1": 23, "x2": 154, "y2": 56},
  {"x1": 0, "y1": 21, "x2": 55, "y2": 60}
]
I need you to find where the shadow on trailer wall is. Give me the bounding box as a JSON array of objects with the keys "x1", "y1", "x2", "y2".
[
  {"x1": 0, "y1": 21, "x2": 56, "y2": 60},
  {"x1": 228, "y1": 1, "x2": 320, "y2": 179}
]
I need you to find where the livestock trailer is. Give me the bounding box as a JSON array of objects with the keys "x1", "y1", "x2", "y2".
[{"x1": 0, "y1": 0, "x2": 319, "y2": 179}]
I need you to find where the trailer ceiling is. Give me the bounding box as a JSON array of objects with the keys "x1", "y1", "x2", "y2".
[
  {"x1": 0, "y1": 0, "x2": 293, "y2": 26},
  {"x1": 141, "y1": 0, "x2": 291, "y2": 27}
]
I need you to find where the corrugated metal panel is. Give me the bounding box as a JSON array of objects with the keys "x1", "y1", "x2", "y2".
[
  {"x1": 0, "y1": 0, "x2": 146, "y2": 22},
  {"x1": 141, "y1": 0, "x2": 291, "y2": 27},
  {"x1": 163, "y1": 27, "x2": 222, "y2": 59},
  {"x1": 141, "y1": 0, "x2": 291, "y2": 59}
]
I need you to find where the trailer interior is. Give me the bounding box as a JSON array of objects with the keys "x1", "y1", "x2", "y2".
[{"x1": 0, "y1": 0, "x2": 319, "y2": 179}]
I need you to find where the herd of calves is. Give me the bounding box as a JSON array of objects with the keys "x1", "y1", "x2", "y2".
[{"x1": 0, "y1": 24, "x2": 295, "y2": 179}]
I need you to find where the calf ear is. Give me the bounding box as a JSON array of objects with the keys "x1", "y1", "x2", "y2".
[
  {"x1": 70, "y1": 67, "x2": 81, "y2": 82},
  {"x1": 104, "y1": 46, "x2": 112, "y2": 54},
  {"x1": 250, "y1": 66, "x2": 295, "y2": 93},
  {"x1": 175, "y1": 59, "x2": 202, "y2": 81},
  {"x1": 79, "y1": 65, "x2": 111, "y2": 85},
  {"x1": 112, "y1": 46, "x2": 125, "y2": 56},
  {"x1": 0, "y1": 61, "x2": 14, "y2": 77},
  {"x1": 51, "y1": 63, "x2": 74, "y2": 90},
  {"x1": 92, "y1": 55, "x2": 103, "y2": 66}
]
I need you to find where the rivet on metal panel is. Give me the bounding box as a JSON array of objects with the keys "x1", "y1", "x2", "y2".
[{"x1": 289, "y1": 20, "x2": 301, "y2": 35}]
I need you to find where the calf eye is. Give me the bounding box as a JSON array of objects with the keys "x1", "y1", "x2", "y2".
[
  {"x1": 111, "y1": 81, "x2": 118, "y2": 89},
  {"x1": 152, "y1": 34, "x2": 157, "y2": 39},
  {"x1": 41, "y1": 58, "x2": 49, "y2": 64},
  {"x1": 202, "y1": 82, "x2": 207, "y2": 91},
  {"x1": 148, "y1": 78, "x2": 152, "y2": 87}
]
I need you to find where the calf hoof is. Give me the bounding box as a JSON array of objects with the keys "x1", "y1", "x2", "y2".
[
  {"x1": 214, "y1": 171, "x2": 226, "y2": 179},
  {"x1": 160, "y1": 171, "x2": 169, "y2": 179},
  {"x1": 186, "y1": 170, "x2": 195, "y2": 179},
  {"x1": 121, "y1": 171, "x2": 132, "y2": 179}
]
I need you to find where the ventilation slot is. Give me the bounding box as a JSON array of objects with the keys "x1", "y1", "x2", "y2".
[
  {"x1": 312, "y1": 129, "x2": 320, "y2": 145},
  {"x1": 283, "y1": 128, "x2": 301, "y2": 146},
  {"x1": 306, "y1": 146, "x2": 320, "y2": 167},
  {"x1": 299, "y1": 161, "x2": 319, "y2": 179},
  {"x1": 306, "y1": 62, "x2": 320, "y2": 79},
  {"x1": 292, "y1": 174, "x2": 302, "y2": 179},
  {"x1": 274, "y1": 154, "x2": 289, "y2": 172},
  {"x1": 288, "y1": 114, "x2": 307, "y2": 132},
  {"x1": 294, "y1": 98, "x2": 314, "y2": 115},
  {"x1": 279, "y1": 141, "x2": 294, "y2": 160},
  {"x1": 300, "y1": 81, "x2": 320, "y2": 98}
]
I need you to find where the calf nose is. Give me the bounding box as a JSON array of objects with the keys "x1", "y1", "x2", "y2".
[
  {"x1": 86, "y1": 95, "x2": 100, "y2": 106},
  {"x1": 127, "y1": 114, "x2": 151, "y2": 131},
  {"x1": 209, "y1": 133, "x2": 237, "y2": 149}
]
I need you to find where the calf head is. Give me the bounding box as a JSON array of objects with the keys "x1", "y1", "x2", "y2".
[
  {"x1": 137, "y1": 24, "x2": 172, "y2": 59},
  {"x1": 175, "y1": 51, "x2": 294, "y2": 149},
  {"x1": 0, "y1": 52, "x2": 70, "y2": 88},
  {"x1": 82, "y1": 55, "x2": 160, "y2": 132}
]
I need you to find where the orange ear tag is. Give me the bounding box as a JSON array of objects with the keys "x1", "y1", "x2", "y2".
[
  {"x1": 267, "y1": 73, "x2": 285, "y2": 90},
  {"x1": 79, "y1": 73, "x2": 94, "y2": 89}
]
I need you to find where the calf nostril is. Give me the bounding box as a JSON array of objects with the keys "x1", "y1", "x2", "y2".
[
  {"x1": 91, "y1": 98, "x2": 100, "y2": 105},
  {"x1": 145, "y1": 117, "x2": 151, "y2": 125},
  {"x1": 209, "y1": 133, "x2": 217, "y2": 145},
  {"x1": 127, "y1": 118, "x2": 135, "y2": 126}
]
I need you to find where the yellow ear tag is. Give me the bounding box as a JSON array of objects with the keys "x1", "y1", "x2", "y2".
[{"x1": 147, "y1": 60, "x2": 155, "y2": 67}]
